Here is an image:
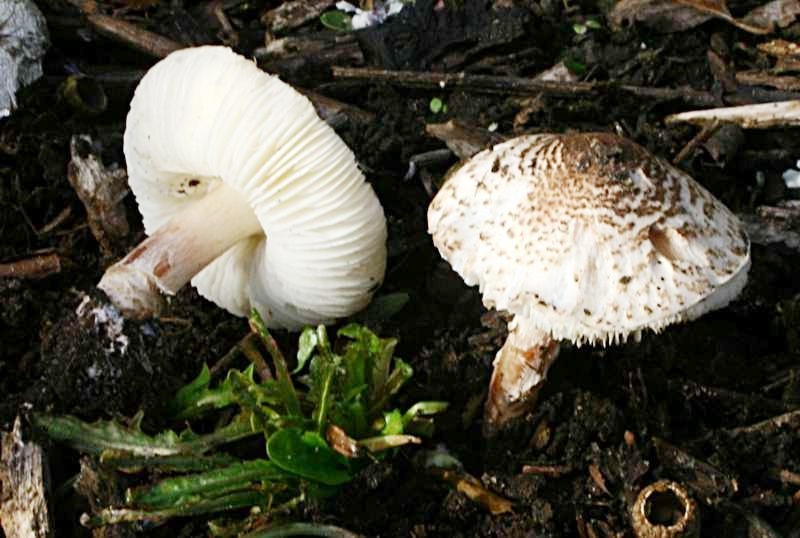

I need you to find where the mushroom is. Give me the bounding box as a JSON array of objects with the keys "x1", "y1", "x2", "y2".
[
  {"x1": 98, "y1": 46, "x2": 387, "y2": 329},
  {"x1": 427, "y1": 133, "x2": 750, "y2": 432}
]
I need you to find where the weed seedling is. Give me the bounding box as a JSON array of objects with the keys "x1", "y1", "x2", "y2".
[{"x1": 35, "y1": 309, "x2": 447, "y2": 535}]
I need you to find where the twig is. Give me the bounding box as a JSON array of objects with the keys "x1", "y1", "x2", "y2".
[
  {"x1": 653, "y1": 437, "x2": 739, "y2": 501},
  {"x1": 618, "y1": 85, "x2": 719, "y2": 106},
  {"x1": 521, "y1": 463, "x2": 573, "y2": 477},
  {"x1": 768, "y1": 468, "x2": 800, "y2": 487},
  {"x1": 404, "y1": 149, "x2": 453, "y2": 180},
  {"x1": 0, "y1": 252, "x2": 61, "y2": 279},
  {"x1": 38, "y1": 207, "x2": 72, "y2": 235},
  {"x1": 331, "y1": 66, "x2": 599, "y2": 97},
  {"x1": 665, "y1": 100, "x2": 800, "y2": 129},
  {"x1": 331, "y1": 67, "x2": 723, "y2": 106},
  {"x1": 85, "y1": 12, "x2": 181, "y2": 58},
  {"x1": 210, "y1": 1, "x2": 238, "y2": 46},
  {"x1": 729, "y1": 410, "x2": 800, "y2": 436},
  {"x1": 672, "y1": 120, "x2": 721, "y2": 164},
  {"x1": 429, "y1": 468, "x2": 513, "y2": 515},
  {"x1": 762, "y1": 370, "x2": 797, "y2": 394}
]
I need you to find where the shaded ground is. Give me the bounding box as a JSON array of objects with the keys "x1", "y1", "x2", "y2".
[{"x1": 2, "y1": 0, "x2": 800, "y2": 536}]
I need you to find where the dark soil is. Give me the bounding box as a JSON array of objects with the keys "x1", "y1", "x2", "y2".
[{"x1": 2, "y1": 0, "x2": 800, "y2": 536}]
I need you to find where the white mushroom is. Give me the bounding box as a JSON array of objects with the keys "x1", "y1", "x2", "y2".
[
  {"x1": 427, "y1": 133, "x2": 750, "y2": 432},
  {"x1": 98, "y1": 46, "x2": 387, "y2": 329}
]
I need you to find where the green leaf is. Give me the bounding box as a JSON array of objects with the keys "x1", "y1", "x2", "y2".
[
  {"x1": 32, "y1": 412, "x2": 258, "y2": 457},
  {"x1": 127, "y1": 459, "x2": 290, "y2": 509},
  {"x1": 320, "y1": 10, "x2": 352, "y2": 32},
  {"x1": 170, "y1": 365, "x2": 284, "y2": 424},
  {"x1": 367, "y1": 358, "x2": 413, "y2": 417},
  {"x1": 381, "y1": 410, "x2": 404, "y2": 436},
  {"x1": 338, "y1": 323, "x2": 396, "y2": 400},
  {"x1": 309, "y1": 354, "x2": 339, "y2": 434},
  {"x1": 370, "y1": 337, "x2": 397, "y2": 402},
  {"x1": 358, "y1": 434, "x2": 420, "y2": 453},
  {"x1": 169, "y1": 363, "x2": 212, "y2": 415},
  {"x1": 250, "y1": 309, "x2": 301, "y2": 417},
  {"x1": 100, "y1": 450, "x2": 239, "y2": 473},
  {"x1": 266, "y1": 428, "x2": 351, "y2": 486},
  {"x1": 429, "y1": 97, "x2": 444, "y2": 114},
  {"x1": 585, "y1": 18, "x2": 602, "y2": 29},
  {"x1": 85, "y1": 490, "x2": 270, "y2": 527},
  {"x1": 294, "y1": 328, "x2": 318, "y2": 374},
  {"x1": 563, "y1": 57, "x2": 586, "y2": 75},
  {"x1": 402, "y1": 401, "x2": 449, "y2": 427}
]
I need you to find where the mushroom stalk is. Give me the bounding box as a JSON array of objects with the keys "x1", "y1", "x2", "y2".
[
  {"x1": 484, "y1": 316, "x2": 560, "y2": 435},
  {"x1": 98, "y1": 182, "x2": 261, "y2": 318}
]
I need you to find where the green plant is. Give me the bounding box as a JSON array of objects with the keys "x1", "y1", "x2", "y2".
[
  {"x1": 429, "y1": 97, "x2": 447, "y2": 114},
  {"x1": 34, "y1": 310, "x2": 446, "y2": 535}
]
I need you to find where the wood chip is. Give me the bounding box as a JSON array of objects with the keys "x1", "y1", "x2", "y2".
[
  {"x1": 67, "y1": 135, "x2": 130, "y2": 256},
  {"x1": 0, "y1": 417, "x2": 52, "y2": 538}
]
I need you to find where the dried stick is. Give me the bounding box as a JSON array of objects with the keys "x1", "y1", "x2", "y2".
[
  {"x1": 331, "y1": 67, "x2": 722, "y2": 106},
  {"x1": 666, "y1": 100, "x2": 800, "y2": 129},
  {"x1": 521, "y1": 463, "x2": 573, "y2": 477},
  {"x1": 85, "y1": 13, "x2": 182, "y2": 58},
  {"x1": 332, "y1": 66, "x2": 598, "y2": 97},
  {"x1": 672, "y1": 120, "x2": 721, "y2": 164},
  {"x1": 0, "y1": 253, "x2": 61, "y2": 279}
]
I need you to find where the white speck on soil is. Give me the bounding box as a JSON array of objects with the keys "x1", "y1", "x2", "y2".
[{"x1": 76, "y1": 295, "x2": 129, "y2": 355}]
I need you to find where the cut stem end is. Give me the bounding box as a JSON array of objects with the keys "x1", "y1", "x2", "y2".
[
  {"x1": 483, "y1": 316, "x2": 560, "y2": 437},
  {"x1": 98, "y1": 182, "x2": 261, "y2": 319}
]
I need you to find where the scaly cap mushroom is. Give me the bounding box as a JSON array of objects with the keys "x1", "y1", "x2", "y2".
[
  {"x1": 99, "y1": 46, "x2": 387, "y2": 329},
  {"x1": 427, "y1": 133, "x2": 750, "y2": 430}
]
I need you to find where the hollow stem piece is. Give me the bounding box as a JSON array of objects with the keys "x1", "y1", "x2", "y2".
[
  {"x1": 483, "y1": 315, "x2": 560, "y2": 436},
  {"x1": 98, "y1": 182, "x2": 261, "y2": 319},
  {"x1": 631, "y1": 480, "x2": 700, "y2": 538}
]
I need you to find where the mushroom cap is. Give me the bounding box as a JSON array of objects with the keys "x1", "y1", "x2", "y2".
[
  {"x1": 428, "y1": 133, "x2": 750, "y2": 345},
  {"x1": 123, "y1": 46, "x2": 386, "y2": 329}
]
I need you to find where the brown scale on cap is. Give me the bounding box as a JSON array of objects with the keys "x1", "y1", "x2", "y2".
[
  {"x1": 428, "y1": 132, "x2": 750, "y2": 346},
  {"x1": 428, "y1": 132, "x2": 750, "y2": 431}
]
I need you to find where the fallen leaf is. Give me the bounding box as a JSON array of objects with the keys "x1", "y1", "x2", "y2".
[
  {"x1": 742, "y1": 0, "x2": 800, "y2": 33},
  {"x1": 607, "y1": 0, "x2": 712, "y2": 32},
  {"x1": 609, "y1": 0, "x2": 775, "y2": 34}
]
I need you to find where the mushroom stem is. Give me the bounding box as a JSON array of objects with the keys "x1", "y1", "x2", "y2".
[
  {"x1": 98, "y1": 182, "x2": 261, "y2": 319},
  {"x1": 484, "y1": 316, "x2": 560, "y2": 435}
]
